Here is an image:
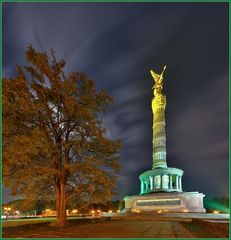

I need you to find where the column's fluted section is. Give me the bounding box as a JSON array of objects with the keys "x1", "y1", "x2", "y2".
[{"x1": 152, "y1": 94, "x2": 167, "y2": 169}]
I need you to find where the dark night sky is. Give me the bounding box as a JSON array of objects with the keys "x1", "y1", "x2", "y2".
[{"x1": 2, "y1": 2, "x2": 229, "y2": 203}]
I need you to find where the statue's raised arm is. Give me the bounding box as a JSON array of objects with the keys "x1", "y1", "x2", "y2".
[{"x1": 150, "y1": 65, "x2": 167, "y2": 96}]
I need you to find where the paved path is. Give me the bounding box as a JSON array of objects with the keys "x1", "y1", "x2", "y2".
[{"x1": 27, "y1": 220, "x2": 195, "y2": 238}]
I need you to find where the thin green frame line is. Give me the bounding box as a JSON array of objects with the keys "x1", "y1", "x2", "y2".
[{"x1": 1, "y1": 0, "x2": 230, "y2": 3}]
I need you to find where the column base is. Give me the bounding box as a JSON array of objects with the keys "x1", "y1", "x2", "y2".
[
  {"x1": 124, "y1": 191, "x2": 206, "y2": 213},
  {"x1": 139, "y1": 167, "x2": 183, "y2": 194}
]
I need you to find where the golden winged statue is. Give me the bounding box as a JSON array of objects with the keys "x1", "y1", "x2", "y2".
[{"x1": 150, "y1": 65, "x2": 167, "y2": 96}]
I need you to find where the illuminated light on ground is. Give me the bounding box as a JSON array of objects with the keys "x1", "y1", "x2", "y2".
[
  {"x1": 4, "y1": 207, "x2": 11, "y2": 211},
  {"x1": 213, "y1": 210, "x2": 220, "y2": 214},
  {"x1": 72, "y1": 209, "x2": 78, "y2": 214},
  {"x1": 183, "y1": 209, "x2": 189, "y2": 212},
  {"x1": 117, "y1": 210, "x2": 120, "y2": 213},
  {"x1": 91, "y1": 210, "x2": 95, "y2": 214},
  {"x1": 131, "y1": 208, "x2": 140, "y2": 213},
  {"x1": 157, "y1": 210, "x2": 162, "y2": 213},
  {"x1": 97, "y1": 210, "x2": 101, "y2": 213},
  {"x1": 108, "y1": 210, "x2": 112, "y2": 213},
  {"x1": 162, "y1": 209, "x2": 169, "y2": 212}
]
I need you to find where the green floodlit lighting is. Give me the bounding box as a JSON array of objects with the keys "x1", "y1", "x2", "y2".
[{"x1": 205, "y1": 199, "x2": 230, "y2": 213}]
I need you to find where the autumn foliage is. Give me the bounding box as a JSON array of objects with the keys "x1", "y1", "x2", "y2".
[{"x1": 3, "y1": 46, "x2": 121, "y2": 226}]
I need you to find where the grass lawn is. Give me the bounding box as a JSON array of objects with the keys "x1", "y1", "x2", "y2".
[
  {"x1": 181, "y1": 219, "x2": 229, "y2": 238},
  {"x1": 2, "y1": 217, "x2": 112, "y2": 238},
  {"x1": 2, "y1": 218, "x2": 54, "y2": 227}
]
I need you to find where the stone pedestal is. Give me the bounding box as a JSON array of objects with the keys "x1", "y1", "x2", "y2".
[{"x1": 124, "y1": 192, "x2": 206, "y2": 213}]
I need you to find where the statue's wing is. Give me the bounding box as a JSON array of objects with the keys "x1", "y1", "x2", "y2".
[
  {"x1": 163, "y1": 65, "x2": 167, "y2": 72},
  {"x1": 150, "y1": 69, "x2": 158, "y2": 82}
]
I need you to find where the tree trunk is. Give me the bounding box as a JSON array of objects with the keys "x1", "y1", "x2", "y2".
[
  {"x1": 56, "y1": 183, "x2": 60, "y2": 222},
  {"x1": 56, "y1": 181, "x2": 67, "y2": 227}
]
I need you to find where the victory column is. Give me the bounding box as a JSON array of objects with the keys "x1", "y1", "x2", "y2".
[
  {"x1": 124, "y1": 66, "x2": 205, "y2": 213},
  {"x1": 139, "y1": 66, "x2": 183, "y2": 194}
]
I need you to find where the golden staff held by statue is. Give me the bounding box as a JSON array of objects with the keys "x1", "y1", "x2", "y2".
[{"x1": 150, "y1": 65, "x2": 167, "y2": 96}]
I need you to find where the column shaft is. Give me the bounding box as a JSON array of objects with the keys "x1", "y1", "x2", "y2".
[
  {"x1": 179, "y1": 177, "x2": 182, "y2": 191},
  {"x1": 170, "y1": 175, "x2": 173, "y2": 189},
  {"x1": 152, "y1": 95, "x2": 167, "y2": 169},
  {"x1": 150, "y1": 177, "x2": 153, "y2": 190},
  {"x1": 141, "y1": 180, "x2": 144, "y2": 194},
  {"x1": 175, "y1": 175, "x2": 179, "y2": 189},
  {"x1": 146, "y1": 180, "x2": 148, "y2": 191},
  {"x1": 161, "y1": 175, "x2": 165, "y2": 189}
]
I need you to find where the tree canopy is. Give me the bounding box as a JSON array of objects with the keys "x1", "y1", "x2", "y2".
[{"x1": 3, "y1": 46, "x2": 121, "y2": 226}]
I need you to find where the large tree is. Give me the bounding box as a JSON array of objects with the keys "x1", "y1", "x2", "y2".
[{"x1": 3, "y1": 46, "x2": 121, "y2": 226}]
